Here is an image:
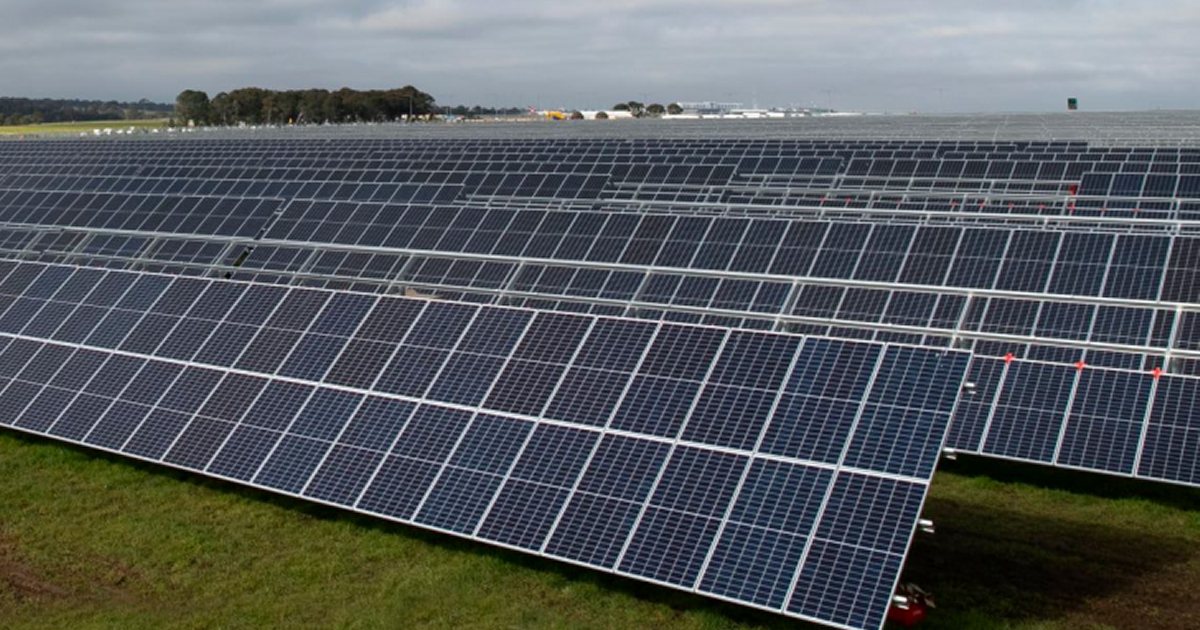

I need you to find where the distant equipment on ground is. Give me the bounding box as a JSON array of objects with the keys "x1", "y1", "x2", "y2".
[{"x1": 1068, "y1": 97, "x2": 1079, "y2": 111}]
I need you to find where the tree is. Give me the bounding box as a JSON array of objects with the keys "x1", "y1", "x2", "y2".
[
  {"x1": 612, "y1": 103, "x2": 630, "y2": 111},
  {"x1": 646, "y1": 103, "x2": 665, "y2": 117},
  {"x1": 174, "y1": 90, "x2": 210, "y2": 125},
  {"x1": 225, "y1": 87, "x2": 269, "y2": 124},
  {"x1": 569, "y1": 111, "x2": 584, "y2": 120},
  {"x1": 667, "y1": 102, "x2": 683, "y2": 115},
  {"x1": 209, "y1": 92, "x2": 232, "y2": 125},
  {"x1": 296, "y1": 89, "x2": 331, "y2": 124},
  {"x1": 384, "y1": 85, "x2": 436, "y2": 120},
  {"x1": 595, "y1": 111, "x2": 609, "y2": 120},
  {"x1": 0, "y1": 97, "x2": 171, "y2": 126},
  {"x1": 263, "y1": 90, "x2": 301, "y2": 124},
  {"x1": 330, "y1": 88, "x2": 362, "y2": 122}
]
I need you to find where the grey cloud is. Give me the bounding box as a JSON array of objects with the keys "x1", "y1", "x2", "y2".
[{"x1": 1, "y1": 0, "x2": 1197, "y2": 112}]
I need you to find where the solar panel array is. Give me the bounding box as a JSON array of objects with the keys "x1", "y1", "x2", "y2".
[
  {"x1": 1, "y1": 132, "x2": 1198, "y2": 628},
  {"x1": 0, "y1": 258, "x2": 968, "y2": 630}
]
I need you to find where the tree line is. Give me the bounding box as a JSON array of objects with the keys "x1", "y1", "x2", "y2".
[
  {"x1": 612, "y1": 101, "x2": 684, "y2": 117},
  {"x1": 0, "y1": 97, "x2": 172, "y2": 126},
  {"x1": 442, "y1": 105, "x2": 528, "y2": 117},
  {"x1": 175, "y1": 86, "x2": 437, "y2": 126}
]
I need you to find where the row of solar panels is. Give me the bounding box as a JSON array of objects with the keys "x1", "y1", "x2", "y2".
[
  {"x1": 8, "y1": 166, "x2": 1200, "y2": 195},
  {"x1": 9, "y1": 143, "x2": 1200, "y2": 182},
  {"x1": 5, "y1": 141, "x2": 1200, "y2": 164},
  {"x1": 0, "y1": 229, "x2": 233, "y2": 275},
  {"x1": 10, "y1": 145, "x2": 1200, "y2": 166},
  {"x1": 8, "y1": 152, "x2": 1200, "y2": 185},
  {"x1": 2, "y1": 186, "x2": 1198, "y2": 299},
  {"x1": 3, "y1": 228, "x2": 1185, "y2": 360},
  {"x1": 0, "y1": 223, "x2": 1189, "y2": 348},
  {"x1": 4, "y1": 161, "x2": 1194, "y2": 196},
  {"x1": 8, "y1": 198, "x2": 1193, "y2": 247},
  {"x1": 3, "y1": 160, "x2": 1198, "y2": 225},
  {"x1": 2, "y1": 217, "x2": 1198, "y2": 486},
  {"x1": 0, "y1": 257, "x2": 970, "y2": 630},
  {"x1": 1, "y1": 141, "x2": 1193, "y2": 174},
  {"x1": 6, "y1": 229, "x2": 1200, "y2": 382},
  {"x1": 259, "y1": 205, "x2": 1199, "y2": 300},
  {"x1": 0, "y1": 140, "x2": 1119, "y2": 158},
  {"x1": 6, "y1": 188, "x2": 1199, "y2": 235},
  {"x1": 7, "y1": 136, "x2": 1196, "y2": 152},
  {"x1": 0, "y1": 186, "x2": 1195, "y2": 357}
]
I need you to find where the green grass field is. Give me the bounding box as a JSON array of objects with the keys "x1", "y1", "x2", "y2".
[
  {"x1": 3, "y1": 430, "x2": 1199, "y2": 629},
  {"x1": 0, "y1": 119, "x2": 170, "y2": 137}
]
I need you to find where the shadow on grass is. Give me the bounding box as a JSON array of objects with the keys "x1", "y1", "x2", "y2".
[
  {"x1": 903, "y1": 455, "x2": 1200, "y2": 627},
  {"x1": 942, "y1": 454, "x2": 1200, "y2": 512},
  {"x1": 3, "y1": 431, "x2": 801, "y2": 629}
]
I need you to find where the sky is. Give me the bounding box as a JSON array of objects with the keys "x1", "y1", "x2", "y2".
[{"x1": 2, "y1": 0, "x2": 1198, "y2": 112}]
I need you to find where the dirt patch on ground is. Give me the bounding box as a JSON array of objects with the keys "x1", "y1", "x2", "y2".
[
  {"x1": 908, "y1": 494, "x2": 1200, "y2": 629},
  {"x1": 83, "y1": 552, "x2": 143, "y2": 601},
  {"x1": 1062, "y1": 559, "x2": 1200, "y2": 630},
  {"x1": 0, "y1": 529, "x2": 145, "y2": 610},
  {"x1": 0, "y1": 532, "x2": 67, "y2": 601}
]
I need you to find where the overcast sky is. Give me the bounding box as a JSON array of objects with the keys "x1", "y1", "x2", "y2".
[{"x1": 2, "y1": 0, "x2": 1198, "y2": 112}]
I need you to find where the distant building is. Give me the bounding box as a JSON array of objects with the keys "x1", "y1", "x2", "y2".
[
  {"x1": 675, "y1": 101, "x2": 743, "y2": 115},
  {"x1": 664, "y1": 101, "x2": 817, "y2": 120}
]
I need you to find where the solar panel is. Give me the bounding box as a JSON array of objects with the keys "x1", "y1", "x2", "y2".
[{"x1": 0, "y1": 258, "x2": 969, "y2": 630}]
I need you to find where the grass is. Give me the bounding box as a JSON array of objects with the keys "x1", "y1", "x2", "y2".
[
  {"x1": 2, "y1": 431, "x2": 1199, "y2": 630},
  {"x1": 908, "y1": 459, "x2": 1200, "y2": 630},
  {"x1": 0, "y1": 119, "x2": 170, "y2": 137}
]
